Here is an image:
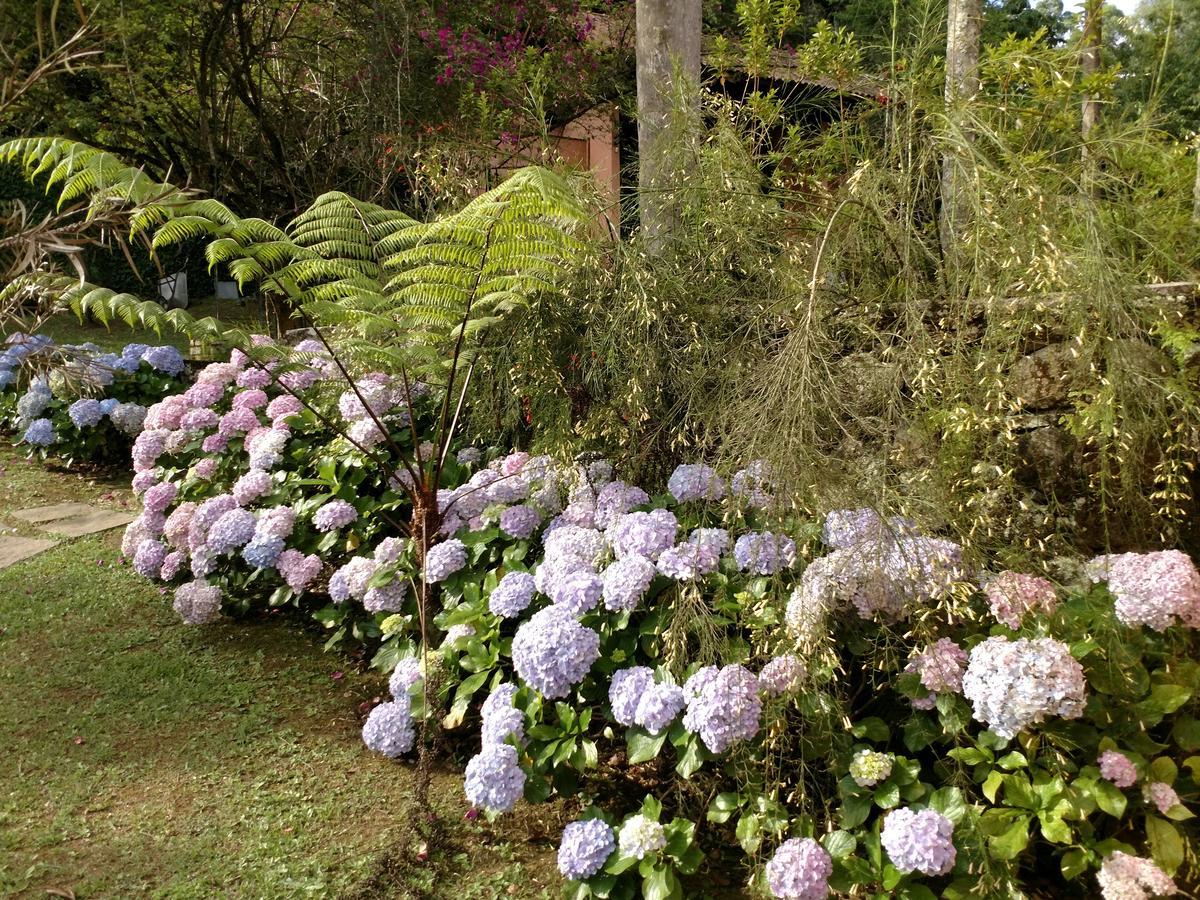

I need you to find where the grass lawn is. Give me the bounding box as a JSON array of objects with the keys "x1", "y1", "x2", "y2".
[{"x1": 0, "y1": 447, "x2": 561, "y2": 899}]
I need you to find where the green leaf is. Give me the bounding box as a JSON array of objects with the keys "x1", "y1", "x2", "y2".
[
  {"x1": 1060, "y1": 848, "x2": 1088, "y2": 880},
  {"x1": 1171, "y1": 716, "x2": 1200, "y2": 751},
  {"x1": 707, "y1": 793, "x2": 740, "y2": 824},
  {"x1": 1091, "y1": 779, "x2": 1127, "y2": 818},
  {"x1": 821, "y1": 830, "x2": 857, "y2": 859},
  {"x1": 902, "y1": 716, "x2": 939, "y2": 752},
  {"x1": 948, "y1": 747, "x2": 989, "y2": 765},
  {"x1": 642, "y1": 866, "x2": 681, "y2": 900},
  {"x1": 873, "y1": 782, "x2": 901, "y2": 809},
  {"x1": 626, "y1": 729, "x2": 668, "y2": 765},
  {"x1": 997, "y1": 751, "x2": 1028, "y2": 770},
  {"x1": 1145, "y1": 815, "x2": 1184, "y2": 873},
  {"x1": 675, "y1": 736, "x2": 706, "y2": 780},
  {"x1": 1038, "y1": 812, "x2": 1073, "y2": 844},
  {"x1": 851, "y1": 717, "x2": 890, "y2": 743},
  {"x1": 1136, "y1": 684, "x2": 1192, "y2": 725},
  {"x1": 928, "y1": 787, "x2": 968, "y2": 824},
  {"x1": 982, "y1": 770, "x2": 1004, "y2": 803},
  {"x1": 839, "y1": 794, "x2": 873, "y2": 830},
  {"x1": 1149, "y1": 757, "x2": 1177, "y2": 784},
  {"x1": 988, "y1": 816, "x2": 1030, "y2": 860},
  {"x1": 736, "y1": 813, "x2": 762, "y2": 853}
]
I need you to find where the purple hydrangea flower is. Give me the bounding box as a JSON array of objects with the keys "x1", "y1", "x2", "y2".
[
  {"x1": 255, "y1": 506, "x2": 296, "y2": 541},
  {"x1": 142, "y1": 345, "x2": 185, "y2": 376},
  {"x1": 734, "y1": 532, "x2": 797, "y2": 575},
  {"x1": 185, "y1": 496, "x2": 239, "y2": 552},
  {"x1": 489, "y1": 571, "x2": 536, "y2": 618},
  {"x1": 1098, "y1": 750, "x2": 1137, "y2": 788},
  {"x1": 881, "y1": 808, "x2": 957, "y2": 876},
  {"x1": 173, "y1": 580, "x2": 222, "y2": 624},
  {"x1": 236, "y1": 366, "x2": 273, "y2": 389},
  {"x1": 609, "y1": 666, "x2": 655, "y2": 727},
  {"x1": 464, "y1": 743, "x2": 526, "y2": 813},
  {"x1": 207, "y1": 508, "x2": 258, "y2": 554},
  {"x1": 634, "y1": 682, "x2": 685, "y2": 734},
  {"x1": 731, "y1": 460, "x2": 773, "y2": 508},
  {"x1": 601, "y1": 555, "x2": 657, "y2": 612},
  {"x1": 266, "y1": 395, "x2": 303, "y2": 422},
  {"x1": 500, "y1": 504, "x2": 542, "y2": 539},
  {"x1": 667, "y1": 463, "x2": 726, "y2": 503},
  {"x1": 594, "y1": 481, "x2": 649, "y2": 528},
  {"x1": 961, "y1": 636, "x2": 1086, "y2": 739},
  {"x1": 481, "y1": 683, "x2": 525, "y2": 747},
  {"x1": 425, "y1": 538, "x2": 467, "y2": 583},
  {"x1": 142, "y1": 481, "x2": 178, "y2": 515},
  {"x1": 822, "y1": 508, "x2": 915, "y2": 550},
  {"x1": 233, "y1": 470, "x2": 274, "y2": 505},
  {"x1": 558, "y1": 819, "x2": 616, "y2": 881},
  {"x1": 607, "y1": 509, "x2": 678, "y2": 560},
  {"x1": 908, "y1": 638, "x2": 968, "y2": 696},
  {"x1": 364, "y1": 579, "x2": 407, "y2": 613},
  {"x1": 160, "y1": 551, "x2": 185, "y2": 581},
  {"x1": 765, "y1": 837, "x2": 833, "y2": 900},
  {"x1": 163, "y1": 502, "x2": 197, "y2": 549},
  {"x1": 133, "y1": 539, "x2": 168, "y2": 578},
  {"x1": 277, "y1": 549, "x2": 321, "y2": 592},
  {"x1": 313, "y1": 499, "x2": 357, "y2": 532},
  {"x1": 682, "y1": 664, "x2": 762, "y2": 753},
  {"x1": 362, "y1": 698, "x2": 415, "y2": 758},
  {"x1": 549, "y1": 570, "x2": 603, "y2": 615},
  {"x1": 68, "y1": 398, "x2": 103, "y2": 428},
  {"x1": 511, "y1": 606, "x2": 600, "y2": 699},
  {"x1": 1145, "y1": 782, "x2": 1182, "y2": 816}
]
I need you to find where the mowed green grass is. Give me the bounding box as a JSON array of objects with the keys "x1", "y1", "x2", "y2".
[{"x1": 0, "y1": 526, "x2": 558, "y2": 897}]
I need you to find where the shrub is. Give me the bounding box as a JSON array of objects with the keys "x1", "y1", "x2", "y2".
[{"x1": 0, "y1": 332, "x2": 188, "y2": 463}]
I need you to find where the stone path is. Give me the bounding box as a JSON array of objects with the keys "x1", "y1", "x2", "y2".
[{"x1": 0, "y1": 502, "x2": 135, "y2": 570}]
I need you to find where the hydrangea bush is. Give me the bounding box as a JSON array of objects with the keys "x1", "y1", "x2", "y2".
[
  {"x1": 122, "y1": 361, "x2": 1200, "y2": 899},
  {"x1": 0, "y1": 332, "x2": 188, "y2": 463}
]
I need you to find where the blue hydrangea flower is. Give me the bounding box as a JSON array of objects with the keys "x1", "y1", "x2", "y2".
[
  {"x1": 98, "y1": 398, "x2": 119, "y2": 415},
  {"x1": 241, "y1": 534, "x2": 285, "y2": 570},
  {"x1": 601, "y1": 555, "x2": 657, "y2": 612},
  {"x1": 682, "y1": 664, "x2": 762, "y2": 754},
  {"x1": 607, "y1": 509, "x2": 678, "y2": 560},
  {"x1": 609, "y1": 666, "x2": 655, "y2": 727},
  {"x1": 389, "y1": 658, "x2": 423, "y2": 698},
  {"x1": 499, "y1": 504, "x2": 542, "y2": 539},
  {"x1": 16, "y1": 387, "x2": 51, "y2": 423},
  {"x1": 22, "y1": 417, "x2": 56, "y2": 446},
  {"x1": 634, "y1": 682, "x2": 685, "y2": 735},
  {"x1": 548, "y1": 570, "x2": 603, "y2": 615},
  {"x1": 0, "y1": 368, "x2": 14, "y2": 389},
  {"x1": 464, "y1": 743, "x2": 526, "y2": 813},
  {"x1": 480, "y1": 683, "x2": 525, "y2": 747},
  {"x1": 765, "y1": 837, "x2": 833, "y2": 900},
  {"x1": 362, "y1": 697, "x2": 415, "y2": 758},
  {"x1": 667, "y1": 463, "x2": 726, "y2": 503},
  {"x1": 110, "y1": 402, "x2": 147, "y2": 435},
  {"x1": 207, "y1": 508, "x2": 257, "y2": 554},
  {"x1": 142, "y1": 345, "x2": 186, "y2": 376},
  {"x1": 734, "y1": 531, "x2": 797, "y2": 575},
  {"x1": 68, "y1": 398, "x2": 104, "y2": 428},
  {"x1": 511, "y1": 605, "x2": 600, "y2": 699},
  {"x1": 558, "y1": 818, "x2": 616, "y2": 881},
  {"x1": 489, "y1": 571, "x2": 536, "y2": 618},
  {"x1": 425, "y1": 538, "x2": 467, "y2": 582}
]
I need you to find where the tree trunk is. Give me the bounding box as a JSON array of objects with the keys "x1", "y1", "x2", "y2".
[
  {"x1": 635, "y1": 0, "x2": 701, "y2": 253},
  {"x1": 1081, "y1": 0, "x2": 1102, "y2": 141},
  {"x1": 939, "y1": 0, "x2": 982, "y2": 259},
  {"x1": 1193, "y1": 139, "x2": 1200, "y2": 224}
]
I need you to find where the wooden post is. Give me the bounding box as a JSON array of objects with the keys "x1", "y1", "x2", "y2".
[
  {"x1": 635, "y1": 0, "x2": 701, "y2": 253},
  {"x1": 939, "y1": 0, "x2": 982, "y2": 258}
]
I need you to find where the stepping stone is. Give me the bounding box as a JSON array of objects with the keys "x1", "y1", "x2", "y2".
[
  {"x1": 10, "y1": 502, "x2": 96, "y2": 524},
  {"x1": 9, "y1": 502, "x2": 135, "y2": 537},
  {"x1": 0, "y1": 536, "x2": 58, "y2": 570},
  {"x1": 39, "y1": 509, "x2": 135, "y2": 538}
]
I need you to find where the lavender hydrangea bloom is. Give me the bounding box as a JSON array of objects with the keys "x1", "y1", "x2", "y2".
[
  {"x1": 1145, "y1": 782, "x2": 1182, "y2": 816},
  {"x1": 1089, "y1": 550, "x2": 1200, "y2": 631},
  {"x1": 609, "y1": 666, "x2": 655, "y2": 726},
  {"x1": 549, "y1": 570, "x2": 603, "y2": 615},
  {"x1": 425, "y1": 538, "x2": 467, "y2": 583},
  {"x1": 1096, "y1": 852, "x2": 1176, "y2": 900},
  {"x1": 758, "y1": 654, "x2": 805, "y2": 696},
  {"x1": 511, "y1": 606, "x2": 600, "y2": 699},
  {"x1": 313, "y1": 499, "x2": 357, "y2": 533},
  {"x1": 68, "y1": 398, "x2": 103, "y2": 428},
  {"x1": 909, "y1": 638, "x2": 968, "y2": 695},
  {"x1": 255, "y1": 505, "x2": 296, "y2": 541},
  {"x1": 233, "y1": 470, "x2": 274, "y2": 505},
  {"x1": 277, "y1": 549, "x2": 321, "y2": 592},
  {"x1": 364, "y1": 580, "x2": 407, "y2": 613},
  {"x1": 734, "y1": 532, "x2": 797, "y2": 575},
  {"x1": 16, "y1": 387, "x2": 51, "y2": 423},
  {"x1": 456, "y1": 447, "x2": 482, "y2": 465},
  {"x1": 187, "y1": 495, "x2": 239, "y2": 551},
  {"x1": 481, "y1": 683, "x2": 525, "y2": 747},
  {"x1": 362, "y1": 698, "x2": 415, "y2": 758},
  {"x1": 207, "y1": 508, "x2": 258, "y2": 554},
  {"x1": 23, "y1": 418, "x2": 56, "y2": 446},
  {"x1": 464, "y1": 743, "x2": 526, "y2": 813},
  {"x1": 160, "y1": 551, "x2": 185, "y2": 581},
  {"x1": 242, "y1": 534, "x2": 284, "y2": 570},
  {"x1": 617, "y1": 815, "x2": 665, "y2": 860},
  {"x1": 558, "y1": 819, "x2": 616, "y2": 881},
  {"x1": 594, "y1": 481, "x2": 649, "y2": 528},
  {"x1": 489, "y1": 571, "x2": 536, "y2": 618},
  {"x1": 607, "y1": 509, "x2": 678, "y2": 560},
  {"x1": 682, "y1": 664, "x2": 762, "y2": 753},
  {"x1": 881, "y1": 808, "x2": 957, "y2": 876},
  {"x1": 173, "y1": 580, "x2": 222, "y2": 624},
  {"x1": 500, "y1": 504, "x2": 542, "y2": 539},
  {"x1": 822, "y1": 508, "x2": 915, "y2": 550},
  {"x1": 543, "y1": 525, "x2": 606, "y2": 568},
  {"x1": 142, "y1": 481, "x2": 179, "y2": 515},
  {"x1": 731, "y1": 460, "x2": 773, "y2": 508},
  {"x1": 667, "y1": 464, "x2": 726, "y2": 503},
  {"x1": 1099, "y1": 750, "x2": 1138, "y2": 788},
  {"x1": 634, "y1": 682, "x2": 685, "y2": 734},
  {"x1": 961, "y1": 636, "x2": 1087, "y2": 739},
  {"x1": 133, "y1": 539, "x2": 168, "y2": 578},
  {"x1": 601, "y1": 555, "x2": 657, "y2": 612},
  {"x1": 389, "y1": 658, "x2": 423, "y2": 697},
  {"x1": 764, "y1": 837, "x2": 833, "y2": 900}
]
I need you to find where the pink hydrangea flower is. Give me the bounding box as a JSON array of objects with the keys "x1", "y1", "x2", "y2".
[{"x1": 985, "y1": 571, "x2": 1058, "y2": 629}]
